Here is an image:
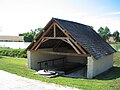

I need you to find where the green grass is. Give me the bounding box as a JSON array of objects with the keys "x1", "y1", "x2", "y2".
[
  {"x1": 109, "y1": 42, "x2": 120, "y2": 44},
  {"x1": 0, "y1": 53, "x2": 120, "y2": 90}
]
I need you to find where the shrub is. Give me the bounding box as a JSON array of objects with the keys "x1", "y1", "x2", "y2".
[{"x1": 0, "y1": 47, "x2": 27, "y2": 58}]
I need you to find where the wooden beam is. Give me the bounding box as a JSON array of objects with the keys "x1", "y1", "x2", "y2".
[
  {"x1": 32, "y1": 23, "x2": 54, "y2": 50},
  {"x1": 75, "y1": 43, "x2": 87, "y2": 54},
  {"x1": 61, "y1": 39, "x2": 68, "y2": 43},
  {"x1": 55, "y1": 23, "x2": 87, "y2": 54},
  {"x1": 54, "y1": 24, "x2": 56, "y2": 37},
  {"x1": 43, "y1": 37, "x2": 68, "y2": 39},
  {"x1": 55, "y1": 23, "x2": 64, "y2": 32},
  {"x1": 35, "y1": 38, "x2": 49, "y2": 50},
  {"x1": 34, "y1": 38, "x2": 49, "y2": 50},
  {"x1": 41, "y1": 38, "x2": 49, "y2": 43},
  {"x1": 34, "y1": 39, "x2": 44, "y2": 50},
  {"x1": 66, "y1": 38, "x2": 81, "y2": 54},
  {"x1": 38, "y1": 51, "x2": 91, "y2": 56},
  {"x1": 35, "y1": 36, "x2": 69, "y2": 51},
  {"x1": 67, "y1": 34, "x2": 86, "y2": 54}
]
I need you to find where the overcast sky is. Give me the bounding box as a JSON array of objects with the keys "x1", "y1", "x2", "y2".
[{"x1": 0, "y1": 0, "x2": 120, "y2": 36}]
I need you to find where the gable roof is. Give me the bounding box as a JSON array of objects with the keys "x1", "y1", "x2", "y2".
[{"x1": 27, "y1": 18, "x2": 116, "y2": 60}]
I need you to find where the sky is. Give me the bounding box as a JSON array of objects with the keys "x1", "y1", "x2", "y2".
[{"x1": 0, "y1": 0, "x2": 120, "y2": 36}]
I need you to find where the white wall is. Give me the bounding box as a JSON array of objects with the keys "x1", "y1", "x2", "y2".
[
  {"x1": 93, "y1": 54, "x2": 113, "y2": 76},
  {"x1": 27, "y1": 49, "x2": 64, "y2": 70},
  {"x1": 66, "y1": 56, "x2": 87, "y2": 64},
  {"x1": 87, "y1": 57, "x2": 94, "y2": 78},
  {"x1": 87, "y1": 54, "x2": 113, "y2": 78},
  {"x1": 27, "y1": 50, "x2": 31, "y2": 68}
]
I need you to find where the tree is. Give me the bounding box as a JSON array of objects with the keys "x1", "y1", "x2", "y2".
[
  {"x1": 19, "y1": 33, "x2": 24, "y2": 36},
  {"x1": 36, "y1": 28, "x2": 43, "y2": 37},
  {"x1": 113, "y1": 30, "x2": 120, "y2": 42},
  {"x1": 23, "y1": 32, "x2": 34, "y2": 42},
  {"x1": 32, "y1": 28, "x2": 43, "y2": 38},
  {"x1": 98, "y1": 26, "x2": 111, "y2": 40},
  {"x1": 20, "y1": 28, "x2": 43, "y2": 42},
  {"x1": 104, "y1": 26, "x2": 111, "y2": 39}
]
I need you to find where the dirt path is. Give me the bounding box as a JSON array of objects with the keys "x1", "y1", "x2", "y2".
[{"x1": 0, "y1": 70, "x2": 80, "y2": 90}]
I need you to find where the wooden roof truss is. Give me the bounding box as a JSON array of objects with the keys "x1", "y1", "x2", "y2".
[{"x1": 31, "y1": 22, "x2": 90, "y2": 56}]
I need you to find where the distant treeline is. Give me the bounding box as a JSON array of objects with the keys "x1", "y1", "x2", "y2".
[
  {"x1": 20, "y1": 26, "x2": 120, "y2": 42},
  {"x1": 97, "y1": 26, "x2": 120, "y2": 42},
  {"x1": 19, "y1": 28, "x2": 43, "y2": 42}
]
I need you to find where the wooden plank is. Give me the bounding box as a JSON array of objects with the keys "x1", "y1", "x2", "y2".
[
  {"x1": 75, "y1": 43, "x2": 87, "y2": 54},
  {"x1": 61, "y1": 39, "x2": 68, "y2": 43},
  {"x1": 55, "y1": 23, "x2": 87, "y2": 54},
  {"x1": 41, "y1": 38, "x2": 49, "y2": 43},
  {"x1": 38, "y1": 51, "x2": 90, "y2": 56},
  {"x1": 55, "y1": 23, "x2": 64, "y2": 32},
  {"x1": 54, "y1": 24, "x2": 56, "y2": 37},
  {"x1": 66, "y1": 34, "x2": 86, "y2": 54},
  {"x1": 66, "y1": 38, "x2": 81, "y2": 54},
  {"x1": 43, "y1": 37, "x2": 68, "y2": 39},
  {"x1": 68, "y1": 34, "x2": 87, "y2": 54},
  {"x1": 34, "y1": 39, "x2": 44, "y2": 50},
  {"x1": 32, "y1": 23, "x2": 55, "y2": 50},
  {"x1": 34, "y1": 38, "x2": 49, "y2": 50},
  {"x1": 35, "y1": 37, "x2": 69, "y2": 50},
  {"x1": 67, "y1": 34, "x2": 87, "y2": 54}
]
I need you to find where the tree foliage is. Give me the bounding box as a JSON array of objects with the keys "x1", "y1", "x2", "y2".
[
  {"x1": 21, "y1": 28, "x2": 43, "y2": 42},
  {"x1": 98, "y1": 26, "x2": 111, "y2": 40},
  {"x1": 113, "y1": 30, "x2": 120, "y2": 42},
  {"x1": 23, "y1": 32, "x2": 34, "y2": 42}
]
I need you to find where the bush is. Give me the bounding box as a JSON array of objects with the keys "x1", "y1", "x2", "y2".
[{"x1": 0, "y1": 47, "x2": 27, "y2": 58}]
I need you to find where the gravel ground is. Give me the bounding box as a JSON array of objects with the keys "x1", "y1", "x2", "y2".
[{"x1": 0, "y1": 70, "x2": 80, "y2": 90}]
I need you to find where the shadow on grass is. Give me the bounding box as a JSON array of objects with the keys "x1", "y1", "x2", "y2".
[{"x1": 94, "y1": 66, "x2": 120, "y2": 80}]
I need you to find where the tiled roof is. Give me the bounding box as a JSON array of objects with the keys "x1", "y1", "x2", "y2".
[
  {"x1": 53, "y1": 18, "x2": 116, "y2": 59},
  {"x1": 27, "y1": 18, "x2": 116, "y2": 60}
]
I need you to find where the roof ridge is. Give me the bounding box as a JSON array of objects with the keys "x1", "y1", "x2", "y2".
[{"x1": 53, "y1": 17, "x2": 89, "y2": 27}]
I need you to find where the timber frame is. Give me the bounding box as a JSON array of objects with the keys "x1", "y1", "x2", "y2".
[
  {"x1": 30, "y1": 22, "x2": 91, "y2": 57},
  {"x1": 27, "y1": 18, "x2": 116, "y2": 79}
]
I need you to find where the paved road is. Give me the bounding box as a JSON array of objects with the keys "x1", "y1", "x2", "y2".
[{"x1": 0, "y1": 70, "x2": 80, "y2": 90}]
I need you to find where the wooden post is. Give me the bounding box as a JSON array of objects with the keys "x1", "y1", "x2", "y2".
[
  {"x1": 54, "y1": 24, "x2": 56, "y2": 37},
  {"x1": 55, "y1": 23, "x2": 87, "y2": 54}
]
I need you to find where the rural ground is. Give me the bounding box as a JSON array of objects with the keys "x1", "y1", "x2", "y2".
[
  {"x1": 0, "y1": 70, "x2": 79, "y2": 90},
  {"x1": 0, "y1": 52, "x2": 120, "y2": 90}
]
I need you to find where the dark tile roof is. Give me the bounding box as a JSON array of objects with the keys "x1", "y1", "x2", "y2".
[
  {"x1": 27, "y1": 18, "x2": 116, "y2": 60},
  {"x1": 53, "y1": 18, "x2": 116, "y2": 59}
]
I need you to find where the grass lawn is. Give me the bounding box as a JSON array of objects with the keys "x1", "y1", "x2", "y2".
[{"x1": 0, "y1": 53, "x2": 120, "y2": 90}]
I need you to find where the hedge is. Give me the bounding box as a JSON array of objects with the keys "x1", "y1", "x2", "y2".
[{"x1": 0, "y1": 47, "x2": 27, "y2": 58}]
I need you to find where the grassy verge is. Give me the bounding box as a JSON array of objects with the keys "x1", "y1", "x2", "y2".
[
  {"x1": 109, "y1": 42, "x2": 120, "y2": 44},
  {"x1": 0, "y1": 47, "x2": 27, "y2": 58},
  {"x1": 0, "y1": 53, "x2": 120, "y2": 90}
]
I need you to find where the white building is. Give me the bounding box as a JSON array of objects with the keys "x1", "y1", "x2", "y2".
[{"x1": 26, "y1": 18, "x2": 116, "y2": 78}]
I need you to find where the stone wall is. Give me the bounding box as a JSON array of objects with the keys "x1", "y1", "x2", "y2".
[
  {"x1": 27, "y1": 49, "x2": 64, "y2": 70},
  {"x1": 87, "y1": 54, "x2": 113, "y2": 78}
]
